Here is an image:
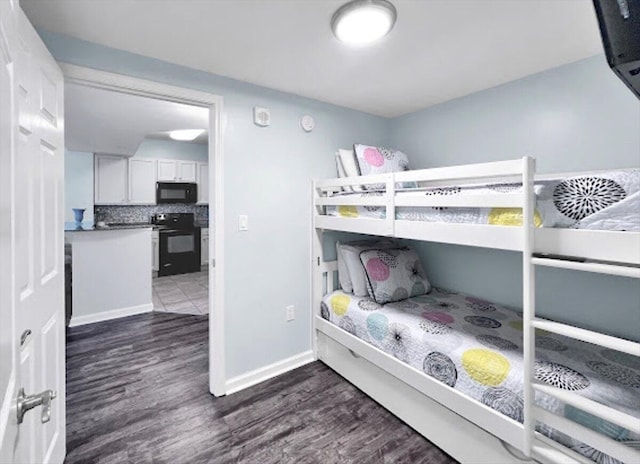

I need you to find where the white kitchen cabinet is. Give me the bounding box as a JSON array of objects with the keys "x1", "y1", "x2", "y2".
[
  {"x1": 95, "y1": 154, "x2": 127, "y2": 205},
  {"x1": 152, "y1": 230, "x2": 159, "y2": 272},
  {"x1": 178, "y1": 161, "x2": 197, "y2": 182},
  {"x1": 197, "y1": 162, "x2": 209, "y2": 204},
  {"x1": 157, "y1": 160, "x2": 197, "y2": 182},
  {"x1": 201, "y1": 228, "x2": 209, "y2": 267},
  {"x1": 157, "y1": 160, "x2": 178, "y2": 181},
  {"x1": 128, "y1": 158, "x2": 156, "y2": 204}
]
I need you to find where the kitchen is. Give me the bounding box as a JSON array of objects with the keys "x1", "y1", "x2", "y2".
[{"x1": 64, "y1": 83, "x2": 211, "y2": 326}]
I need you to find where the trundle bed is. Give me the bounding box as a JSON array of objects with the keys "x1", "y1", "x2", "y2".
[{"x1": 311, "y1": 156, "x2": 640, "y2": 464}]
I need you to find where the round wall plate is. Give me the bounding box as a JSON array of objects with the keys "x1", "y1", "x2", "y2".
[{"x1": 300, "y1": 115, "x2": 315, "y2": 132}]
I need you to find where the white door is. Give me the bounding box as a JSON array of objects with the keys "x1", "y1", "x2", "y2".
[
  {"x1": 151, "y1": 231, "x2": 159, "y2": 272},
  {"x1": 94, "y1": 154, "x2": 127, "y2": 204},
  {"x1": 178, "y1": 161, "x2": 196, "y2": 182},
  {"x1": 197, "y1": 162, "x2": 209, "y2": 204},
  {"x1": 201, "y1": 229, "x2": 209, "y2": 266},
  {"x1": 128, "y1": 158, "x2": 156, "y2": 204},
  {"x1": 157, "y1": 160, "x2": 177, "y2": 181},
  {"x1": 0, "y1": 2, "x2": 66, "y2": 464}
]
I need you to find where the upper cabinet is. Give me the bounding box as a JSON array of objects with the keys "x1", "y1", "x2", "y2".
[
  {"x1": 157, "y1": 160, "x2": 197, "y2": 182},
  {"x1": 178, "y1": 161, "x2": 197, "y2": 182},
  {"x1": 95, "y1": 155, "x2": 127, "y2": 205},
  {"x1": 129, "y1": 159, "x2": 157, "y2": 204},
  {"x1": 197, "y1": 162, "x2": 208, "y2": 204},
  {"x1": 94, "y1": 155, "x2": 205, "y2": 205}
]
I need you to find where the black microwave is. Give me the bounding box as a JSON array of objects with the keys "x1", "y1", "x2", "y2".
[{"x1": 156, "y1": 182, "x2": 198, "y2": 204}]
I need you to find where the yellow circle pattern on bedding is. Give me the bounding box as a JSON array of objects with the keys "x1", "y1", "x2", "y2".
[
  {"x1": 337, "y1": 205, "x2": 359, "y2": 218},
  {"x1": 330, "y1": 294, "x2": 351, "y2": 316},
  {"x1": 462, "y1": 348, "x2": 510, "y2": 386},
  {"x1": 488, "y1": 208, "x2": 542, "y2": 227}
]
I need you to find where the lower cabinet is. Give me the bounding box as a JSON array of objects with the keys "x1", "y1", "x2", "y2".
[
  {"x1": 201, "y1": 228, "x2": 209, "y2": 267},
  {"x1": 152, "y1": 230, "x2": 159, "y2": 272}
]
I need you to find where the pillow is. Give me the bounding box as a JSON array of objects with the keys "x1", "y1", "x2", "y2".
[
  {"x1": 336, "y1": 148, "x2": 364, "y2": 192},
  {"x1": 359, "y1": 247, "x2": 431, "y2": 304},
  {"x1": 337, "y1": 148, "x2": 360, "y2": 177},
  {"x1": 353, "y1": 144, "x2": 410, "y2": 177},
  {"x1": 335, "y1": 153, "x2": 347, "y2": 178},
  {"x1": 353, "y1": 144, "x2": 416, "y2": 189},
  {"x1": 340, "y1": 238, "x2": 398, "y2": 296},
  {"x1": 336, "y1": 241, "x2": 352, "y2": 293}
]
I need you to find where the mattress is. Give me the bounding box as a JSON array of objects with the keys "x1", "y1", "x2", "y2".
[
  {"x1": 321, "y1": 289, "x2": 640, "y2": 463},
  {"x1": 324, "y1": 169, "x2": 640, "y2": 231}
]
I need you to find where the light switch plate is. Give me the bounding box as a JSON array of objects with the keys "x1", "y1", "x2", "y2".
[{"x1": 239, "y1": 215, "x2": 248, "y2": 231}]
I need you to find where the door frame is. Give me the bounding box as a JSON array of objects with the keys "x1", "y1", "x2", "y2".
[{"x1": 60, "y1": 63, "x2": 226, "y2": 396}]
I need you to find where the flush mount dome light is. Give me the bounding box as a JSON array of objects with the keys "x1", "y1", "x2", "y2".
[
  {"x1": 169, "y1": 129, "x2": 204, "y2": 141},
  {"x1": 331, "y1": 0, "x2": 397, "y2": 46}
]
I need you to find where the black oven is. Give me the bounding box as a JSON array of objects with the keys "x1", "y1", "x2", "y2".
[
  {"x1": 152, "y1": 213, "x2": 201, "y2": 276},
  {"x1": 156, "y1": 182, "x2": 198, "y2": 204}
]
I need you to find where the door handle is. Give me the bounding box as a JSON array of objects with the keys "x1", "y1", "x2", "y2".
[{"x1": 16, "y1": 388, "x2": 56, "y2": 424}]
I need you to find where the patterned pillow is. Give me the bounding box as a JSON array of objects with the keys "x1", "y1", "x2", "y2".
[
  {"x1": 352, "y1": 144, "x2": 416, "y2": 190},
  {"x1": 339, "y1": 238, "x2": 398, "y2": 296},
  {"x1": 359, "y1": 247, "x2": 431, "y2": 304}
]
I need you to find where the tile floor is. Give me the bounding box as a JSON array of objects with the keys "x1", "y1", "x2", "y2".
[{"x1": 152, "y1": 270, "x2": 209, "y2": 315}]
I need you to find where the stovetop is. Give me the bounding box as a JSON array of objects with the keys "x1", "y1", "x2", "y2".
[{"x1": 151, "y1": 213, "x2": 196, "y2": 230}]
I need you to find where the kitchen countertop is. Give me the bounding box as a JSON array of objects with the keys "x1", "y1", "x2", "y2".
[{"x1": 64, "y1": 222, "x2": 154, "y2": 232}]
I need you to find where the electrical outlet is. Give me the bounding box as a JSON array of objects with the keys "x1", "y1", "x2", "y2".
[{"x1": 286, "y1": 305, "x2": 295, "y2": 322}]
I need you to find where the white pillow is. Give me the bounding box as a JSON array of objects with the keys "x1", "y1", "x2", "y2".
[
  {"x1": 336, "y1": 241, "x2": 353, "y2": 293},
  {"x1": 335, "y1": 153, "x2": 347, "y2": 178},
  {"x1": 337, "y1": 148, "x2": 364, "y2": 192},
  {"x1": 339, "y1": 238, "x2": 397, "y2": 296}
]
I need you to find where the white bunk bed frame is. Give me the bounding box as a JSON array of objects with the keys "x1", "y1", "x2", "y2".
[{"x1": 311, "y1": 157, "x2": 640, "y2": 464}]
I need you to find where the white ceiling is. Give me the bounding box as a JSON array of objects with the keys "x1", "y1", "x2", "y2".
[
  {"x1": 66, "y1": 83, "x2": 208, "y2": 155},
  {"x1": 23, "y1": 0, "x2": 604, "y2": 118}
]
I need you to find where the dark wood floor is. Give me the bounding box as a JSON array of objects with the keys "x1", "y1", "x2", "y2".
[{"x1": 65, "y1": 312, "x2": 457, "y2": 464}]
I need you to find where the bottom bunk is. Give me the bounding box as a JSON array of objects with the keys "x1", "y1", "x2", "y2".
[{"x1": 314, "y1": 278, "x2": 640, "y2": 464}]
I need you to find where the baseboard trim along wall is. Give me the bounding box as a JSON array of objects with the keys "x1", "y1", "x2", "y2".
[
  {"x1": 69, "y1": 303, "x2": 154, "y2": 327},
  {"x1": 225, "y1": 350, "x2": 315, "y2": 395}
]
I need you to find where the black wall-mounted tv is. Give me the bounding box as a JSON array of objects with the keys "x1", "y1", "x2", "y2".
[{"x1": 593, "y1": 0, "x2": 640, "y2": 98}]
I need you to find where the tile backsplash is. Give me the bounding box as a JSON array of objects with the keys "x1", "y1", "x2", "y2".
[{"x1": 95, "y1": 205, "x2": 209, "y2": 225}]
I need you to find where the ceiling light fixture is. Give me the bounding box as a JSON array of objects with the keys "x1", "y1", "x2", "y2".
[
  {"x1": 331, "y1": 0, "x2": 397, "y2": 46},
  {"x1": 168, "y1": 129, "x2": 204, "y2": 141}
]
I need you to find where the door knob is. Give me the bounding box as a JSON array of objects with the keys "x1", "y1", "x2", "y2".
[{"x1": 16, "y1": 388, "x2": 56, "y2": 424}]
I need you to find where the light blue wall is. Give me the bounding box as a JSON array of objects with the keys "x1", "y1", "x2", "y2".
[
  {"x1": 389, "y1": 56, "x2": 640, "y2": 342},
  {"x1": 391, "y1": 56, "x2": 640, "y2": 173},
  {"x1": 39, "y1": 30, "x2": 390, "y2": 378},
  {"x1": 64, "y1": 150, "x2": 94, "y2": 224},
  {"x1": 135, "y1": 138, "x2": 208, "y2": 162}
]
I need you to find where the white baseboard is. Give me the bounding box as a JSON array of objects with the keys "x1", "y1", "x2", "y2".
[
  {"x1": 69, "y1": 303, "x2": 153, "y2": 327},
  {"x1": 225, "y1": 350, "x2": 315, "y2": 395}
]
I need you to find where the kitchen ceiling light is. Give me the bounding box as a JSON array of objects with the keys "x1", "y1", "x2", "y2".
[
  {"x1": 331, "y1": 0, "x2": 397, "y2": 46},
  {"x1": 169, "y1": 129, "x2": 204, "y2": 141}
]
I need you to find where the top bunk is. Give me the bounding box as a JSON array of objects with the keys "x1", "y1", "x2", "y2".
[{"x1": 313, "y1": 156, "x2": 640, "y2": 268}]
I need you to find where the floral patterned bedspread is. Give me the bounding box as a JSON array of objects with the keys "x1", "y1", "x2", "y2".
[
  {"x1": 324, "y1": 169, "x2": 640, "y2": 231},
  {"x1": 321, "y1": 288, "x2": 640, "y2": 463}
]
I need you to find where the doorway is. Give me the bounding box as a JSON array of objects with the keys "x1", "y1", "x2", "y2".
[{"x1": 62, "y1": 64, "x2": 225, "y2": 396}]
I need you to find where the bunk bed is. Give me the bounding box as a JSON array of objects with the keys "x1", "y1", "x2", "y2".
[{"x1": 311, "y1": 156, "x2": 640, "y2": 464}]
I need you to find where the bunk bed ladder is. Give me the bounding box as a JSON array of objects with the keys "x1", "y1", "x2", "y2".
[{"x1": 521, "y1": 159, "x2": 640, "y2": 463}]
